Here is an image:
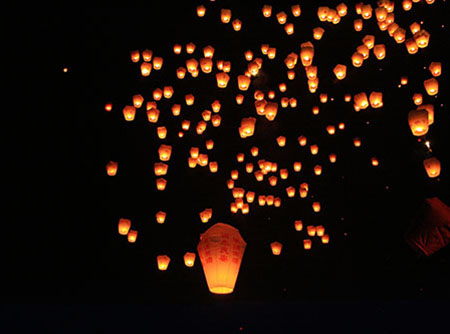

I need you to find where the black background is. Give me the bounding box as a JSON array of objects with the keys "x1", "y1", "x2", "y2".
[{"x1": 4, "y1": 1, "x2": 450, "y2": 332}]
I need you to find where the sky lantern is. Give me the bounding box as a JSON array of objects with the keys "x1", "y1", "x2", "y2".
[
  {"x1": 408, "y1": 109, "x2": 429, "y2": 136},
  {"x1": 156, "y1": 211, "x2": 166, "y2": 224},
  {"x1": 375, "y1": 7, "x2": 387, "y2": 21},
  {"x1": 153, "y1": 88, "x2": 163, "y2": 101},
  {"x1": 154, "y1": 162, "x2": 168, "y2": 176},
  {"x1": 333, "y1": 64, "x2": 347, "y2": 80},
  {"x1": 421, "y1": 104, "x2": 434, "y2": 125},
  {"x1": 322, "y1": 235, "x2": 330, "y2": 244},
  {"x1": 173, "y1": 44, "x2": 182, "y2": 54},
  {"x1": 305, "y1": 65, "x2": 317, "y2": 79},
  {"x1": 181, "y1": 120, "x2": 190, "y2": 131},
  {"x1": 267, "y1": 47, "x2": 276, "y2": 59},
  {"x1": 310, "y1": 144, "x2": 319, "y2": 155},
  {"x1": 303, "y1": 239, "x2": 312, "y2": 250},
  {"x1": 238, "y1": 75, "x2": 251, "y2": 91},
  {"x1": 157, "y1": 126, "x2": 167, "y2": 139},
  {"x1": 307, "y1": 225, "x2": 316, "y2": 237},
  {"x1": 414, "y1": 30, "x2": 430, "y2": 48},
  {"x1": 197, "y1": 223, "x2": 247, "y2": 294},
  {"x1": 200, "y1": 58, "x2": 213, "y2": 73},
  {"x1": 423, "y1": 157, "x2": 441, "y2": 178},
  {"x1": 300, "y1": 42, "x2": 314, "y2": 66},
  {"x1": 209, "y1": 161, "x2": 218, "y2": 173},
  {"x1": 429, "y1": 62, "x2": 441, "y2": 77},
  {"x1": 118, "y1": 218, "x2": 131, "y2": 235},
  {"x1": 354, "y1": 92, "x2": 369, "y2": 109},
  {"x1": 196, "y1": 5, "x2": 206, "y2": 17},
  {"x1": 373, "y1": 44, "x2": 386, "y2": 59},
  {"x1": 246, "y1": 191, "x2": 255, "y2": 203},
  {"x1": 142, "y1": 49, "x2": 153, "y2": 62},
  {"x1": 203, "y1": 45, "x2": 215, "y2": 58},
  {"x1": 361, "y1": 4, "x2": 373, "y2": 19},
  {"x1": 157, "y1": 255, "x2": 170, "y2": 271},
  {"x1": 186, "y1": 58, "x2": 198, "y2": 73},
  {"x1": 245, "y1": 50, "x2": 254, "y2": 61},
  {"x1": 353, "y1": 137, "x2": 362, "y2": 147},
  {"x1": 410, "y1": 22, "x2": 421, "y2": 34},
  {"x1": 216, "y1": 72, "x2": 230, "y2": 88},
  {"x1": 369, "y1": 92, "x2": 383, "y2": 108},
  {"x1": 104, "y1": 103, "x2": 113, "y2": 112},
  {"x1": 291, "y1": 4, "x2": 301, "y2": 16},
  {"x1": 285, "y1": 23, "x2": 294, "y2": 35},
  {"x1": 198, "y1": 154, "x2": 209, "y2": 167},
  {"x1": 211, "y1": 115, "x2": 221, "y2": 127},
  {"x1": 188, "y1": 157, "x2": 197, "y2": 168},
  {"x1": 239, "y1": 117, "x2": 256, "y2": 138},
  {"x1": 294, "y1": 220, "x2": 303, "y2": 231},
  {"x1": 312, "y1": 201, "x2": 321, "y2": 212},
  {"x1": 152, "y1": 57, "x2": 163, "y2": 70},
  {"x1": 284, "y1": 53, "x2": 298, "y2": 69},
  {"x1": 130, "y1": 50, "x2": 140, "y2": 63},
  {"x1": 199, "y1": 209, "x2": 213, "y2": 223},
  {"x1": 336, "y1": 3, "x2": 347, "y2": 16},
  {"x1": 313, "y1": 27, "x2": 325, "y2": 40},
  {"x1": 413, "y1": 93, "x2": 423, "y2": 106},
  {"x1": 371, "y1": 157, "x2": 379, "y2": 167},
  {"x1": 186, "y1": 42, "x2": 196, "y2": 54},
  {"x1": 403, "y1": 0, "x2": 413, "y2": 11},
  {"x1": 122, "y1": 106, "x2": 136, "y2": 121},
  {"x1": 140, "y1": 62, "x2": 152, "y2": 76},
  {"x1": 424, "y1": 78, "x2": 439, "y2": 96},
  {"x1": 184, "y1": 252, "x2": 196, "y2": 268},
  {"x1": 236, "y1": 94, "x2": 245, "y2": 105},
  {"x1": 286, "y1": 185, "x2": 295, "y2": 198},
  {"x1": 250, "y1": 146, "x2": 259, "y2": 157},
  {"x1": 354, "y1": 19, "x2": 363, "y2": 31},
  {"x1": 258, "y1": 195, "x2": 266, "y2": 206},
  {"x1": 326, "y1": 125, "x2": 336, "y2": 135},
  {"x1": 205, "y1": 139, "x2": 214, "y2": 150},
  {"x1": 298, "y1": 135, "x2": 307, "y2": 147},
  {"x1": 262, "y1": 5, "x2": 272, "y2": 17},
  {"x1": 156, "y1": 178, "x2": 167, "y2": 191},
  {"x1": 314, "y1": 165, "x2": 323, "y2": 176},
  {"x1": 352, "y1": 52, "x2": 364, "y2": 67},
  {"x1": 127, "y1": 230, "x2": 138, "y2": 243},
  {"x1": 202, "y1": 110, "x2": 212, "y2": 122},
  {"x1": 320, "y1": 94, "x2": 328, "y2": 103},
  {"x1": 317, "y1": 7, "x2": 329, "y2": 21},
  {"x1": 277, "y1": 136, "x2": 286, "y2": 147},
  {"x1": 329, "y1": 153, "x2": 337, "y2": 163},
  {"x1": 276, "y1": 11, "x2": 287, "y2": 24},
  {"x1": 106, "y1": 161, "x2": 118, "y2": 176},
  {"x1": 270, "y1": 242, "x2": 283, "y2": 255},
  {"x1": 221, "y1": 9, "x2": 232, "y2": 23},
  {"x1": 405, "y1": 38, "x2": 419, "y2": 54},
  {"x1": 357, "y1": 45, "x2": 370, "y2": 59},
  {"x1": 264, "y1": 102, "x2": 278, "y2": 121},
  {"x1": 393, "y1": 28, "x2": 406, "y2": 44},
  {"x1": 176, "y1": 67, "x2": 186, "y2": 79},
  {"x1": 401, "y1": 76, "x2": 408, "y2": 85},
  {"x1": 232, "y1": 19, "x2": 242, "y2": 31},
  {"x1": 308, "y1": 78, "x2": 319, "y2": 93},
  {"x1": 158, "y1": 144, "x2": 172, "y2": 162},
  {"x1": 163, "y1": 86, "x2": 174, "y2": 99}
]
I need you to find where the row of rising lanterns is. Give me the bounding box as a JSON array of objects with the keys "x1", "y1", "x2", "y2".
[{"x1": 105, "y1": 0, "x2": 443, "y2": 294}]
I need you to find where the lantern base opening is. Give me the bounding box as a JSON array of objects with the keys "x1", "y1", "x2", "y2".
[{"x1": 209, "y1": 287, "x2": 234, "y2": 294}]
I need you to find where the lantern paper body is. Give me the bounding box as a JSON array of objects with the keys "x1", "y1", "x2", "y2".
[
  {"x1": 106, "y1": 161, "x2": 118, "y2": 176},
  {"x1": 423, "y1": 157, "x2": 441, "y2": 178},
  {"x1": 197, "y1": 223, "x2": 246, "y2": 294},
  {"x1": 184, "y1": 252, "x2": 196, "y2": 267},
  {"x1": 157, "y1": 255, "x2": 170, "y2": 271},
  {"x1": 270, "y1": 242, "x2": 283, "y2": 255},
  {"x1": 408, "y1": 109, "x2": 429, "y2": 136},
  {"x1": 118, "y1": 218, "x2": 131, "y2": 235}
]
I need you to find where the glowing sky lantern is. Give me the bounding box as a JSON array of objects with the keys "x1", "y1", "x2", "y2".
[
  {"x1": 423, "y1": 78, "x2": 439, "y2": 96},
  {"x1": 157, "y1": 255, "x2": 170, "y2": 271},
  {"x1": 197, "y1": 223, "x2": 246, "y2": 294},
  {"x1": 184, "y1": 252, "x2": 196, "y2": 267},
  {"x1": 130, "y1": 50, "x2": 139, "y2": 62},
  {"x1": 221, "y1": 9, "x2": 232, "y2": 24},
  {"x1": 196, "y1": 5, "x2": 206, "y2": 17},
  {"x1": 423, "y1": 157, "x2": 441, "y2": 178},
  {"x1": 333, "y1": 64, "x2": 347, "y2": 80},
  {"x1": 106, "y1": 161, "x2": 118, "y2": 176},
  {"x1": 239, "y1": 117, "x2": 256, "y2": 138},
  {"x1": 127, "y1": 230, "x2": 138, "y2": 243},
  {"x1": 118, "y1": 218, "x2": 131, "y2": 235},
  {"x1": 270, "y1": 242, "x2": 283, "y2": 255},
  {"x1": 122, "y1": 106, "x2": 136, "y2": 121},
  {"x1": 408, "y1": 109, "x2": 429, "y2": 136}
]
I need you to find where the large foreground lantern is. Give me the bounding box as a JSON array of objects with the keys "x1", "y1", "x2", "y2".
[{"x1": 197, "y1": 223, "x2": 246, "y2": 294}]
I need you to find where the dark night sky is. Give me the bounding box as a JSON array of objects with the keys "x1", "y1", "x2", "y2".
[{"x1": 3, "y1": 1, "x2": 450, "y2": 332}]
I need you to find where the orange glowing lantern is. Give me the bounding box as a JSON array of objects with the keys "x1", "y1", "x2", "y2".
[
  {"x1": 423, "y1": 157, "x2": 441, "y2": 178},
  {"x1": 424, "y1": 78, "x2": 439, "y2": 96},
  {"x1": 352, "y1": 52, "x2": 364, "y2": 67},
  {"x1": 353, "y1": 137, "x2": 362, "y2": 147},
  {"x1": 154, "y1": 162, "x2": 168, "y2": 176},
  {"x1": 176, "y1": 67, "x2": 186, "y2": 79},
  {"x1": 276, "y1": 136, "x2": 286, "y2": 147},
  {"x1": 303, "y1": 239, "x2": 312, "y2": 250},
  {"x1": 156, "y1": 211, "x2": 166, "y2": 224},
  {"x1": 363, "y1": 35, "x2": 375, "y2": 49},
  {"x1": 238, "y1": 75, "x2": 251, "y2": 91},
  {"x1": 286, "y1": 186, "x2": 296, "y2": 198},
  {"x1": 153, "y1": 88, "x2": 163, "y2": 101},
  {"x1": 227, "y1": 179, "x2": 234, "y2": 190},
  {"x1": 313, "y1": 27, "x2": 325, "y2": 40},
  {"x1": 291, "y1": 4, "x2": 301, "y2": 16},
  {"x1": 184, "y1": 252, "x2": 196, "y2": 267},
  {"x1": 127, "y1": 230, "x2": 138, "y2": 243},
  {"x1": 197, "y1": 5, "x2": 206, "y2": 17},
  {"x1": 310, "y1": 144, "x2": 319, "y2": 155},
  {"x1": 307, "y1": 225, "x2": 316, "y2": 237},
  {"x1": 429, "y1": 62, "x2": 441, "y2": 77},
  {"x1": 354, "y1": 92, "x2": 369, "y2": 109},
  {"x1": 317, "y1": 7, "x2": 329, "y2": 21},
  {"x1": 369, "y1": 92, "x2": 383, "y2": 108},
  {"x1": 326, "y1": 125, "x2": 336, "y2": 135},
  {"x1": 251, "y1": 146, "x2": 259, "y2": 157},
  {"x1": 329, "y1": 153, "x2": 337, "y2": 163},
  {"x1": 298, "y1": 136, "x2": 307, "y2": 147},
  {"x1": 157, "y1": 126, "x2": 167, "y2": 139},
  {"x1": 199, "y1": 209, "x2": 213, "y2": 223},
  {"x1": 122, "y1": 106, "x2": 136, "y2": 121},
  {"x1": 104, "y1": 103, "x2": 113, "y2": 112},
  {"x1": 156, "y1": 178, "x2": 167, "y2": 191},
  {"x1": 305, "y1": 65, "x2": 317, "y2": 79},
  {"x1": 410, "y1": 22, "x2": 421, "y2": 34},
  {"x1": 157, "y1": 255, "x2": 170, "y2": 271},
  {"x1": 356, "y1": 45, "x2": 369, "y2": 59},
  {"x1": 373, "y1": 44, "x2": 386, "y2": 60},
  {"x1": 232, "y1": 19, "x2": 242, "y2": 31},
  {"x1": 130, "y1": 50, "x2": 140, "y2": 63},
  {"x1": 246, "y1": 191, "x2": 255, "y2": 203},
  {"x1": 375, "y1": 7, "x2": 387, "y2": 21},
  {"x1": 221, "y1": 9, "x2": 232, "y2": 24},
  {"x1": 371, "y1": 157, "x2": 379, "y2": 166},
  {"x1": 312, "y1": 202, "x2": 321, "y2": 212},
  {"x1": 361, "y1": 4, "x2": 372, "y2": 19},
  {"x1": 106, "y1": 161, "x2": 118, "y2": 176},
  {"x1": 413, "y1": 93, "x2": 423, "y2": 106},
  {"x1": 158, "y1": 144, "x2": 172, "y2": 161},
  {"x1": 197, "y1": 223, "x2": 246, "y2": 294},
  {"x1": 403, "y1": 0, "x2": 412, "y2": 10},
  {"x1": 118, "y1": 218, "x2": 131, "y2": 235},
  {"x1": 401, "y1": 76, "x2": 408, "y2": 85},
  {"x1": 314, "y1": 165, "x2": 323, "y2": 176},
  {"x1": 152, "y1": 57, "x2": 163, "y2": 70},
  {"x1": 140, "y1": 62, "x2": 152, "y2": 76},
  {"x1": 294, "y1": 220, "x2": 303, "y2": 231},
  {"x1": 262, "y1": 5, "x2": 272, "y2": 17},
  {"x1": 393, "y1": 28, "x2": 406, "y2": 44},
  {"x1": 173, "y1": 44, "x2": 182, "y2": 54},
  {"x1": 300, "y1": 43, "x2": 314, "y2": 66},
  {"x1": 276, "y1": 11, "x2": 287, "y2": 24},
  {"x1": 270, "y1": 242, "x2": 283, "y2": 255},
  {"x1": 408, "y1": 109, "x2": 429, "y2": 136},
  {"x1": 405, "y1": 38, "x2": 419, "y2": 54},
  {"x1": 333, "y1": 64, "x2": 347, "y2": 80},
  {"x1": 209, "y1": 162, "x2": 218, "y2": 173},
  {"x1": 181, "y1": 120, "x2": 190, "y2": 131},
  {"x1": 414, "y1": 30, "x2": 430, "y2": 48},
  {"x1": 216, "y1": 72, "x2": 230, "y2": 88},
  {"x1": 322, "y1": 235, "x2": 330, "y2": 244},
  {"x1": 285, "y1": 23, "x2": 294, "y2": 35},
  {"x1": 354, "y1": 19, "x2": 363, "y2": 31}
]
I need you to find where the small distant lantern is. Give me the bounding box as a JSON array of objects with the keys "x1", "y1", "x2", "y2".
[
  {"x1": 408, "y1": 109, "x2": 429, "y2": 136},
  {"x1": 322, "y1": 235, "x2": 330, "y2": 244},
  {"x1": 303, "y1": 239, "x2": 312, "y2": 250},
  {"x1": 154, "y1": 162, "x2": 168, "y2": 176},
  {"x1": 156, "y1": 178, "x2": 167, "y2": 191},
  {"x1": 156, "y1": 211, "x2": 166, "y2": 224},
  {"x1": 157, "y1": 255, "x2": 170, "y2": 271},
  {"x1": 371, "y1": 157, "x2": 379, "y2": 166},
  {"x1": 197, "y1": 5, "x2": 206, "y2": 17},
  {"x1": 157, "y1": 126, "x2": 167, "y2": 139},
  {"x1": 158, "y1": 145, "x2": 172, "y2": 161},
  {"x1": 333, "y1": 64, "x2": 347, "y2": 80},
  {"x1": 270, "y1": 242, "x2": 283, "y2": 255},
  {"x1": 313, "y1": 27, "x2": 325, "y2": 40},
  {"x1": 152, "y1": 57, "x2": 163, "y2": 70},
  {"x1": 329, "y1": 153, "x2": 337, "y2": 163},
  {"x1": 184, "y1": 252, "x2": 196, "y2": 267},
  {"x1": 106, "y1": 161, "x2": 118, "y2": 176},
  {"x1": 140, "y1": 62, "x2": 152, "y2": 76},
  {"x1": 221, "y1": 9, "x2": 232, "y2": 23},
  {"x1": 423, "y1": 78, "x2": 439, "y2": 96},
  {"x1": 209, "y1": 162, "x2": 218, "y2": 173},
  {"x1": 423, "y1": 157, "x2": 441, "y2": 178},
  {"x1": 118, "y1": 218, "x2": 131, "y2": 235},
  {"x1": 127, "y1": 230, "x2": 138, "y2": 243},
  {"x1": 310, "y1": 144, "x2": 319, "y2": 155},
  {"x1": 262, "y1": 5, "x2": 272, "y2": 17},
  {"x1": 130, "y1": 50, "x2": 140, "y2": 63},
  {"x1": 354, "y1": 19, "x2": 363, "y2": 31},
  {"x1": 428, "y1": 62, "x2": 441, "y2": 77},
  {"x1": 232, "y1": 19, "x2": 242, "y2": 31},
  {"x1": 312, "y1": 201, "x2": 321, "y2": 212}
]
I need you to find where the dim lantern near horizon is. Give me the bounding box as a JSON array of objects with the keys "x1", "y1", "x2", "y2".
[{"x1": 197, "y1": 223, "x2": 246, "y2": 294}]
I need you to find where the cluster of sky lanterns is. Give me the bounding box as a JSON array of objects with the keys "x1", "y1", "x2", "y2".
[{"x1": 104, "y1": 0, "x2": 443, "y2": 294}]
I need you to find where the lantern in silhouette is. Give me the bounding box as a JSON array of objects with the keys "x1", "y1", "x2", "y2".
[
  {"x1": 271, "y1": 242, "x2": 283, "y2": 255},
  {"x1": 423, "y1": 157, "x2": 441, "y2": 178},
  {"x1": 157, "y1": 255, "x2": 170, "y2": 271},
  {"x1": 429, "y1": 62, "x2": 441, "y2": 77},
  {"x1": 122, "y1": 106, "x2": 136, "y2": 121},
  {"x1": 106, "y1": 161, "x2": 118, "y2": 176},
  {"x1": 424, "y1": 78, "x2": 439, "y2": 96},
  {"x1": 127, "y1": 230, "x2": 138, "y2": 243},
  {"x1": 197, "y1": 223, "x2": 246, "y2": 294},
  {"x1": 221, "y1": 9, "x2": 232, "y2": 23},
  {"x1": 118, "y1": 218, "x2": 131, "y2": 235},
  {"x1": 333, "y1": 64, "x2": 347, "y2": 80},
  {"x1": 130, "y1": 50, "x2": 140, "y2": 63},
  {"x1": 408, "y1": 109, "x2": 429, "y2": 136},
  {"x1": 156, "y1": 211, "x2": 166, "y2": 224}
]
